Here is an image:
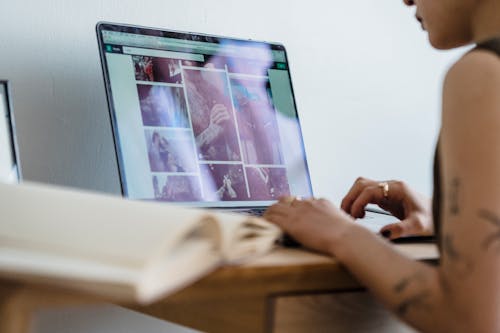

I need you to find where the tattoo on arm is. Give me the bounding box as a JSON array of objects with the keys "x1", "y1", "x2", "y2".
[
  {"x1": 393, "y1": 271, "x2": 431, "y2": 317},
  {"x1": 393, "y1": 271, "x2": 425, "y2": 293},
  {"x1": 442, "y1": 233, "x2": 474, "y2": 277},
  {"x1": 478, "y1": 209, "x2": 500, "y2": 252},
  {"x1": 396, "y1": 291, "x2": 432, "y2": 317},
  {"x1": 448, "y1": 178, "x2": 461, "y2": 216},
  {"x1": 443, "y1": 234, "x2": 461, "y2": 261}
]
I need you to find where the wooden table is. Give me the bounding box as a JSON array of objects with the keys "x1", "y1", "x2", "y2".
[{"x1": 0, "y1": 244, "x2": 438, "y2": 333}]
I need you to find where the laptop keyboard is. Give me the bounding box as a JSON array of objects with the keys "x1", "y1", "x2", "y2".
[{"x1": 239, "y1": 208, "x2": 267, "y2": 217}]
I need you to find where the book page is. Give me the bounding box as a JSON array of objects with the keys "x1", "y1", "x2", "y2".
[
  {"x1": 0, "y1": 231, "x2": 220, "y2": 303},
  {"x1": 209, "y1": 211, "x2": 281, "y2": 263},
  {"x1": 0, "y1": 182, "x2": 217, "y2": 269},
  {"x1": 0, "y1": 246, "x2": 141, "y2": 300},
  {"x1": 138, "y1": 234, "x2": 220, "y2": 303}
]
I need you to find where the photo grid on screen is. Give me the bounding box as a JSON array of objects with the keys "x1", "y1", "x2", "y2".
[{"x1": 132, "y1": 52, "x2": 291, "y2": 203}]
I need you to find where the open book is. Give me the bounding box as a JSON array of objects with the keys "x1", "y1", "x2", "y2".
[{"x1": 0, "y1": 182, "x2": 280, "y2": 304}]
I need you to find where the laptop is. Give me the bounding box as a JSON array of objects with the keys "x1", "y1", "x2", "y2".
[
  {"x1": 0, "y1": 80, "x2": 21, "y2": 184},
  {"x1": 96, "y1": 22, "x2": 397, "y2": 233}
]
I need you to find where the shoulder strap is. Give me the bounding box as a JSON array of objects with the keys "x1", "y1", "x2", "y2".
[{"x1": 476, "y1": 37, "x2": 500, "y2": 56}]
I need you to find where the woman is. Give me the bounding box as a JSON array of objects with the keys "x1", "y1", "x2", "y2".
[{"x1": 264, "y1": 0, "x2": 500, "y2": 331}]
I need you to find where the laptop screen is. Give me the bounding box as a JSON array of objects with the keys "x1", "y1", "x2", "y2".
[
  {"x1": 0, "y1": 81, "x2": 20, "y2": 184},
  {"x1": 97, "y1": 23, "x2": 313, "y2": 208}
]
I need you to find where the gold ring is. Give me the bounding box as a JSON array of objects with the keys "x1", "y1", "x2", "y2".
[{"x1": 378, "y1": 182, "x2": 389, "y2": 198}]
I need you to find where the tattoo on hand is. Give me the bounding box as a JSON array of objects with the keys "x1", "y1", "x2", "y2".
[
  {"x1": 443, "y1": 233, "x2": 474, "y2": 277},
  {"x1": 478, "y1": 209, "x2": 500, "y2": 252},
  {"x1": 448, "y1": 178, "x2": 461, "y2": 216}
]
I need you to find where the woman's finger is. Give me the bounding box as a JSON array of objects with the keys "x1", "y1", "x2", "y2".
[
  {"x1": 341, "y1": 177, "x2": 375, "y2": 213},
  {"x1": 263, "y1": 213, "x2": 288, "y2": 228},
  {"x1": 291, "y1": 197, "x2": 307, "y2": 207},
  {"x1": 379, "y1": 219, "x2": 415, "y2": 240},
  {"x1": 278, "y1": 196, "x2": 295, "y2": 204},
  {"x1": 350, "y1": 185, "x2": 384, "y2": 218},
  {"x1": 212, "y1": 111, "x2": 228, "y2": 124},
  {"x1": 263, "y1": 203, "x2": 291, "y2": 219}
]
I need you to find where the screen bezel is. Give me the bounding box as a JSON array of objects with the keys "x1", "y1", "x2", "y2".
[
  {"x1": 96, "y1": 21, "x2": 313, "y2": 209},
  {"x1": 0, "y1": 80, "x2": 22, "y2": 182}
]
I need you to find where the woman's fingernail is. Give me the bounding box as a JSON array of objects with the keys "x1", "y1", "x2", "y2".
[{"x1": 381, "y1": 230, "x2": 392, "y2": 238}]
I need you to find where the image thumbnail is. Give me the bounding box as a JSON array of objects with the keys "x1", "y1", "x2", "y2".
[
  {"x1": 200, "y1": 164, "x2": 247, "y2": 201},
  {"x1": 145, "y1": 129, "x2": 197, "y2": 173},
  {"x1": 246, "y1": 167, "x2": 290, "y2": 200},
  {"x1": 231, "y1": 78, "x2": 284, "y2": 165},
  {"x1": 182, "y1": 58, "x2": 226, "y2": 70},
  {"x1": 152, "y1": 175, "x2": 202, "y2": 202},
  {"x1": 133, "y1": 56, "x2": 182, "y2": 83},
  {"x1": 137, "y1": 84, "x2": 189, "y2": 127},
  {"x1": 181, "y1": 60, "x2": 205, "y2": 68},
  {"x1": 183, "y1": 68, "x2": 241, "y2": 162}
]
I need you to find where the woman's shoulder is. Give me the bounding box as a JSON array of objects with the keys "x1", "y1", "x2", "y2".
[
  {"x1": 446, "y1": 47, "x2": 500, "y2": 85},
  {"x1": 440, "y1": 46, "x2": 500, "y2": 135},
  {"x1": 443, "y1": 48, "x2": 500, "y2": 112}
]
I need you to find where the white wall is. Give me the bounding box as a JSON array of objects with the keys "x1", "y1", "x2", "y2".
[{"x1": 0, "y1": 0, "x2": 462, "y2": 200}]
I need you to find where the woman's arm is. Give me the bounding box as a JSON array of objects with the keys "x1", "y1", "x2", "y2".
[
  {"x1": 265, "y1": 50, "x2": 500, "y2": 332},
  {"x1": 434, "y1": 48, "x2": 500, "y2": 331},
  {"x1": 266, "y1": 199, "x2": 450, "y2": 332},
  {"x1": 333, "y1": 223, "x2": 447, "y2": 332},
  {"x1": 359, "y1": 49, "x2": 500, "y2": 331}
]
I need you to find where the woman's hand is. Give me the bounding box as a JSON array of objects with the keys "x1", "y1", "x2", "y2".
[
  {"x1": 341, "y1": 177, "x2": 433, "y2": 239},
  {"x1": 196, "y1": 104, "x2": 229, "y2": 148},
  {"x1": 264, "y1": 197, "x2": 353, "y2": 255},
  {"x1": 209, "y1": 104, "x2": 230, "y2": 127}
]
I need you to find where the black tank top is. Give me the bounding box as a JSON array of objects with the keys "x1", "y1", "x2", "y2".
[{"x1": 432, "y1": 37, "x2": 500, "y2": 248}]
